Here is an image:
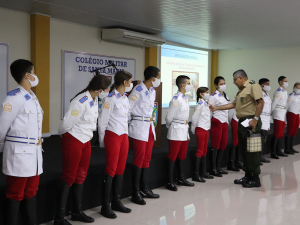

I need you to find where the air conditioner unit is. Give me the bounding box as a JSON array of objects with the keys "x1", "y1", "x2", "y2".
[{"x1": 101, "y1": 29, "x2": 166, "y2": 47}]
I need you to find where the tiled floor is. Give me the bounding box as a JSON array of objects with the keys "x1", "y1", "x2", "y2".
[{"x1": 43, "y1": 145, "x2": 300, "y2": 225}]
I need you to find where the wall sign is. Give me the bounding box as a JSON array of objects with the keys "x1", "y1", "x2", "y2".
[{"x1": 0, "y1": 43, "x2": 9, "y2": 105}]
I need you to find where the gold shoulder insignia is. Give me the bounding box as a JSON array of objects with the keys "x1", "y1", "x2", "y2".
[{"x1": 249, "y1": 80, "x2": 255, "y2": 84}]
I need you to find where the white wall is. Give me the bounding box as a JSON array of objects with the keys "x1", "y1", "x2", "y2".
[
  {"x1": 0, "y1": 8, "x2": 30, "y2": 90},
  {"x1": 50, "y1": 19, "x2": 145, "y2": 134},
  {"x1": 218, "y1": 47, "x2": 300, "y2": 100}
]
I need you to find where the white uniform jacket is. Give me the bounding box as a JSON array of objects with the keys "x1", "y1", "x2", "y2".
[
  {"x1": 128, "y1": 82, "x2": 156, "y2": 142},
  {"x1": 191, "y1": 100, "x2": 210, "y2": 134},
  {"x1": 228, "y1": 108, "x2": 238, "y2": 124},
  {"x1": 261, "y1": 91, "x2": 272, "y2": 131},
  {"x1": 98, "y1": 89, "x2": 130, "y2": 144},
  {"x1": 271, "y1": 87, "x2": 288, "y2": 122},
  {"x1": 287, "y1": 92, "x2": 300, "y2": 115},
  {"x1": 165, "y1": 91, "x2": 189, "y2": 141},
  {"x1": 0, "y1": 86, "x2": 43, "y2": 177},
  {"x1": 209, "y1": 90, "x2": 229, "y2": 124},
  {"x1": 58, "y1": 91, "x2": 98, "y2": 143}
]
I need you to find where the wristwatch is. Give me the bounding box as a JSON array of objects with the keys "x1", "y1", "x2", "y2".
[{"x1": 254, "y1": 117, "x2": 259, "y2": 121}]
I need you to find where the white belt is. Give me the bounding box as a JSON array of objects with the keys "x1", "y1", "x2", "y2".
[
  {"x1": 261, "y1": 112, "x2": 271, "y2": 116},
  {"x1": 276, "y1": 105, "x2": 286, "y2": 109},
  {"x1": 6, "y1": 135, "x2": 39, "y2": 145},
  {"x1": 173, "y1": 118, "x2": 187, "y2": 124},
  {"x1": 132, "y1": 116, "x2": 151, "y2": 122}
]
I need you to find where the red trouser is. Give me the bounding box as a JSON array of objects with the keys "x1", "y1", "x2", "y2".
[
  {"x1": 168, "y1": 140, "x2": 189, "y2": 161},
  {"x1": 210, "y1": 117, "x2": 228, "y2": 150},
  {"x1": 287, "y1": 112, "x2": 300, "y2": 137},
  {"x1": 104, "y1": 130, "x2": 129, "y2": 177},
  {"x1": 6, "y1": 175, "x2": 40, "y2": 201},
  {"x1": 61, "y1": 132, "x2": 91, "y2": 186},
  {"x1": 195, "y1": 127, "x2": 209, "y2": 157},
  {"x1": 133, "y1": 126, "x2": 155, "y2": 168},
  {"x1": 273, "y1": 119, "x2": 286, "y2": 139},
  {"x1": 231, "y1": 119, "x2": 239, "y2": 146}
]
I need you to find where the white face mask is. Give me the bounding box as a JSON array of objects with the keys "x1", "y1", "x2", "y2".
[
  {"x1": 98, "y1": 90, "x2": 109, "y2": 99},
  {"x1": 283, "y1": 82, "x2": 288, "y2": 88},
  {"x1": 28, "y1": 73, "x2": 39, "y2": 87},
  {"x1": 294, "y1": 88, "x2": 300, "y2": 94},
  {"x1": 203, "y1": 93, "x2": 210, "y2": 100},
  {"x1": 125, "y1": 83, "x2": 133, "y2": 92},
  {"x1": 185, "y1": 84, "x2": 192, "y2": 92},
  {"x1": 263, "y1": 85, "x2": 271, "y2": 92},
  {"x1": 152, "y1": 78, "x2": 161, "y2": 88},
  {"x1": 218, "y1": 84, "x2": 226, "y2": 92}
]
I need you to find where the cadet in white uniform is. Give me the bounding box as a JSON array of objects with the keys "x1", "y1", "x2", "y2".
[
  {"x1": 55, "y1": 75, "x2": 111, "y2": 225},
  {"x1": 165, "y1": 75, "x2": 194, "y2": 191},
  {"x1": 98, "y1": 71, "x2": 133, "y2": 219},
  {"x1": 270, "y1": 76, "x2": 289, "y2": 158},
  {"x1": 208, "y1": 76, "x2": 230, "y2": 177},
  {"x1": 128, "y1": 66, "x2": 160, "y2": 205},
  {"x1": 285, "y1": 82, "x2": 300, "y2": 154},
  {"x1": 259, "y1": 78, "x2": 272, "y2": 163},
  {"x1": 191, "y1": 87, "x2": 214, "y2": 183},
  {"x1": 0, "y1": 59, "x2": 42, "y2": 225}
]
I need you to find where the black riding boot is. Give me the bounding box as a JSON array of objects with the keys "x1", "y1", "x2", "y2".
[
  {"x1": 201, "y1": 156, "x2": 214, "y2": 179},
  {"x1": 270, "y1": 136, "x2": 279, "y2": 159},
  {"x1": 235, "y1": 145, "x2": 243, "y2": 169},
  {"x1": 140, "y1": 167, "x2": 160, "y2": 198},
  {"x1": 54, "y1": 181, "x2": 72, "y2": 225},
  {"x1": 100, "y1": 173, "x2": 117, "y2": 219},
  {"x1": 111, "y1": 175, "x2": 131, "y2": 213},
  {"x1": 284, "y1": 135, "x2": 294, "y2": 155},
  {"x1": 217, "y1": 150, "x2": 228, "y2": 174},
  {"x1": 210, "y1": 147, "x2": 222, "y2": 177},
  {"x1": 176, "y1": 159, "x2": 194, "y2": 186},
  {"x1": 192, "y1": 157, "x2": 206, "y2": 182},
  {"x1": 290, "y1": 136, "x2": 299, "y2": 153},
  {"x1": 20, "y1": 196, "x2": 37, "y2": 225},
  {"x1": 71, "y1": 183, "x2": 94, "y2": 222},
  {"x1": 131, "y1": 165, "x2": 146, "y2": 205},
  {"x1": 5, "y1": 198, "x2": 20, "y2": 225},
  {"x1": 276, "y1": 137, "x2": 288, "y2": 157},
  {"x1": 166, "y1": 158, "x2": 178, "y2": 191},
  {"x1": 227, "y1": 144, "x2": 240, "y2": 171}
]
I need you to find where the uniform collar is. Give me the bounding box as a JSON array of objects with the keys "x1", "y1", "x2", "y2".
[
  {"x1": 113, "y1": 89, "x2": 123, "y2": 99},
  {"x1": 18, "y1": 85, "x2": 36, "y2": 100},
  {"x1": 215, "y1": 89, "x2": 222, "y2": 97},
  {"x1": 177, "y1": 91, "x2": 185, "y2": 98},
  {"x1": 84, "y1": 91, "x2": 97, "y2": 107},
  {"x1": 141, "y1": 81, "x2": 154, "y2": 93},
  {"x1": 278, "y1": 86, "x2": 286, "y2": 92}
]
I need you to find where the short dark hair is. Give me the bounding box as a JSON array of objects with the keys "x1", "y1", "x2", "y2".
[
  {"x1": 233, "y1": 69, "x2": 248, "y2": 78},
  {"x1": 144, "y1": 66, "x2": 160, "y2": 80},
  {"x1": 278, "y1": 76, "x2": 286, "y2": 83},
  {"x1": 10, "y1": 59, "x2": 33, "y2": 84},
  {"x1": 176, "y1": 75, "x2": 190, "y2": 88},
  {"x1": 259, "y1": 78, "x2": 269, "y2": 85}
]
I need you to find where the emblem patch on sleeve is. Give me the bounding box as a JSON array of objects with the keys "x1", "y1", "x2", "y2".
[
  {"x1": 71, "y1": 109, "x2": 79, "y2": 117},
  {"x1": 173, "y1": 101, "x2": 178, "y2": 106},
  {"x1": 104, "y1": 102, "x2": 110, "y2": 109},
  {"x1": 3, "y1": 103, "x2": 12, "y2": 112},
  {"x1": 131, "y1": 95, "x2": 137, "y2": 101},
  {"x1": 196, "y1": 109, "x2": 201, "y2": 113}
]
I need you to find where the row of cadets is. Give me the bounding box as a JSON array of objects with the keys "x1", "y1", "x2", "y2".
[
  {"x1": 191, "y1": 87, "x2": 214, "y2": 182},
  {"x1": 55, "y1": 75, "x2": 111, "y2": 225},
  {"x1": 98, "y1": 71, "x2": 133, "y2": 219},
  {"x1": 208, "y1": 76, "x2": 231, "y2": 177},
  {"x1": 127, "y1": 66, "x2": 161, "y2": 204},
  {"x1": 285, "y1": 82, "x2": 300, "y2": 154},
  {"x1": 0, "y1": 59, "x2": 43, "y2": 225},
  {"x1": 165, "y1": 75, "x2": 195, "y2": 191}
]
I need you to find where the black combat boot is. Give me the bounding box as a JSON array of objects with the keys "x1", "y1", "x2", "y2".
[
  {"x1": 242, "y1": 174, "x2": 261, "y2": 188},
  {"x1": 100, "y1": 173, "x2": 117, "y2": 219},
  {"x1": 131, "y1": 165, "x2": 146, "y2": 205},
  {"x1": 5, "y1": 198, "x2": 20, "y2": 225},
  {"x1": 270, "y1": 136, "x2": 279, "y2": 159},
  {"x1": 210, "y1": 147, "x2": 222, "y2": 177},
  {"x1": 284, "y1": 135, "x2": 294, "y2": 155},
  {"x1": 166, "y1": 158, "x2": 178, "y2": 191},
  {"x1": 54, "y1": 181, "x2": 72, "y2": 225},
  {"x1": 234, "y1": 172, "x2": 252, "y2": 185},
  {"x1": 176, "y1": 159, "x2": 194, "y2": 186},
  {"x1": 192, "y1": 157, "x2": 205, "y2": 182},
  {"x1": 71, "y1": 183, "x2": 95, "y2": 222},
  {"x1": 20, "y1": 196, "x2": 37, "y2": 225},
  {"x1": 227, "y1": 144, "x2": 240, "y2": 171},
  {"x1": 216, "y1": 150, "x2": 228, "y2": 174},
  {"x1": 140, "y1": 167, "x2": 160, "y2": 198},
  {"x1": 111, "y1": 175, "x2": 131, "y2": 213}
]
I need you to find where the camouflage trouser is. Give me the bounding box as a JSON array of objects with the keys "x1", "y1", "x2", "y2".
[{"x1": 238, "y1": 116, "x2": 262, "y2": 175}]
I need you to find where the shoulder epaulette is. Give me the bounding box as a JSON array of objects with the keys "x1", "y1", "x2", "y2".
[
  {"x1": 249, "y1": 80, "x2": 255, "y2": 84},
  {"x1": 277, "y1": 88, "x2": 281, "y2": 92},
  {"x1": 79, "y1": 96, "x2": 88, "y2": 103},
  {"x1": 198, "y1": 100, "x2": 203, "y2": 105},
  {"x1": 108, "y1": 92, "x2": 115, "y2": 97},
  {"x1": 212, "y1": 92, "x2": 217, "y2": 96},
  {"x1": 136, "y1": 86, "x2": 143, "y2": 92},
  {"x1": 289, "y1": 93, "x2": 293, "y2": 96},
  {"x1": 173, "y1": 93, "x2": 179, "y2": 99},
  {"x1": 7, "y1": 88, "x2": 20, "y2": 96}
]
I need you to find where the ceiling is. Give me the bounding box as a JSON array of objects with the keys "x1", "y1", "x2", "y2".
[{"x1": 1, "y1": 0, "x2": 300, "y2": 50}]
